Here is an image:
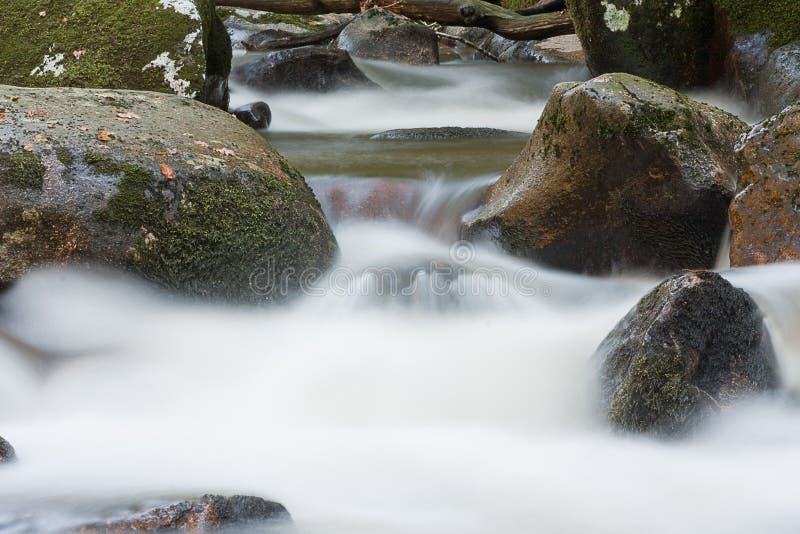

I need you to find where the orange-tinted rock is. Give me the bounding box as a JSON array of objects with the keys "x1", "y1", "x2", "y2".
[
  {"x1": 462, "y1": 73, "x2": 747, "y2": 274},
  {"x1": 730, "y1": 105, "x2": 800, "y2": 267},
  {"x1": 317, "y1": 178, "x2": 424, "y2": 223},
  {"x1": 74, "y1": 495, "x2": 290, "y2": 533}
]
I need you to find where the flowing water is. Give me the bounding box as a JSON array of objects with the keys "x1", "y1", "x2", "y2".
[{"x1": 2, "y1": 59, "x2": 797, "y2": 534}]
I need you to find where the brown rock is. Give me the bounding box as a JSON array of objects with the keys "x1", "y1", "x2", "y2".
[
  {"x1": 730, "y1": 105, "x2": 800, "y2": 266},
  {"x1": 74, "y1": 495, "x2": 290, "y2": 533},
  {"x1": 462, "y1": 73, "x2": 747, "y2": 274}
]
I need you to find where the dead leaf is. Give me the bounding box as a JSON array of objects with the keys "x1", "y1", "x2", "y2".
[
  {"x1": 47, "y1": 123, "x2": 56, "y2": 129},
  {"x1": 115, "y1": 111, "x2": 140, "y2": 120},
  {"x1": 26, "y1": 109, "x2": 46, "y2": 119},
  {"x1": 194, "y1": 141, "x2": 209, "y2": 149},
  {"x1": 0, "y1": 113, "x2": 5, "y2": 122},
  {"x1": 214, "y1": 147, "x2": 236, "y2": 157},
  {"x1": 167, "y1": 148, "x2": 178, "y2": 155},
  {"x1": 78, "y1": 126, "x2": 88, "y2": 132},
  {"x1": 160, "y1": 164, "x2": 176, "y2": 180},
  {"x1": 39, "y1": 10, "x2": 46, "y2": 17},
  {"x1": 97, "y1": 129, "x2": 113, "y2": 142},
  {"x1": 23, "y1": 144, "x2": 34, "y2": 152},
  {"x1": 73, "y1": 49, "x2": 86, "y2": 60},
  {"x1": 33, "y1": 134, "x2": 48, "y2": 142}
]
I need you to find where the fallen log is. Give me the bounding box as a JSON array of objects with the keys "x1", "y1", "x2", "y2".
[
  {"x1": 245, "y1": 18, "x2": 355, "y2": 50},
  {"x1": 517, "y1": 0, "x2": 565, "y2": 15},
  {"x1": 216, "y1": 0, "x2": 574, "y2": 41}
]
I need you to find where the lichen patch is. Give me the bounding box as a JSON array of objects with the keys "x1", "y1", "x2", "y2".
[
  {"x1": 601, "y1": 1, "x2": 631, "y2": 32},
  {"x1": 158, "y1": 0, "x2": 200, "y2": 20},
  {"x1": 142, "y1": 52, "x2": 196, "y2": 98},
  {"x1": 30, "y1": 46, "x2": 65, "y2": 77}
]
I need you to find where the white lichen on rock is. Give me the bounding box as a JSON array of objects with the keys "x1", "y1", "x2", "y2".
[
  {"x1": 30, "y1": 46, "x2": 66, "y2": 77},
  {"x1": 602, "y1": 1, "x2": 631, "y2": 32},
  {"x1": 158, "y1": 0, "x2": 201, "y2": 20},
  {"x1": 142, "y1": 52, "x2": 196, "y2": 98},
  {"x1": 183, "y1": 28, "x2": 202, "y2": 53}
]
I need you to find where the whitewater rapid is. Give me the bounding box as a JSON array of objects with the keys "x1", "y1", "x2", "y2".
[{"x1": 1, "y1": 59, "x2": 796, "y2": 534}]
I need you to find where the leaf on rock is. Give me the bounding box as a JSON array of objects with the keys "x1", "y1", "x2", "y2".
[
  {"x1": 73, "y1": 49, "x2": 86, "y2": 60},
  {"x1": 97, "y1": 129, "x2": 113, "y2": 142},
  {"x1": 214, "y1": 147, "x2": 236, "y2": 157},
  {"x1": 160, "y1": 164, "x2": 176, "y2": 180}
]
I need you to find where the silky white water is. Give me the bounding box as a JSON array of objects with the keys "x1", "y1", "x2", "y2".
[{"x1": 1, "y1": 60, "x2": 796, "y2": 533}]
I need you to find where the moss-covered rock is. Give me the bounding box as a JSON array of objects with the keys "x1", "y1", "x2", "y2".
[
  {"x1": 730, "y1": 105, "x2": 800, "y2": 266},
  {"x1": 0, "y1": 0, "x2": 231, "y2": 109},
  {"x1": 0, "y1": 435, "x2": 15, "y2": 464},
  {"x1": 714, "y1": 0, "x2": 800, "y2": 51},
  {"x1": 0, "y1": 85, "x2": 337, "y2": 303},
  {"x1": 596, "y1": 271, "x2": 778, "y2": 436},
  {"x1": 462, "y1": 73, "x2": 746, "y2": 274},
  {"x1": 566, "y1": 0, "x2": 715, "y2": 87}
]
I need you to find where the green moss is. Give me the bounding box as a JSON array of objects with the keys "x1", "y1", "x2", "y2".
[
  {"x1": 55, "y1": 147, "x2": 75, "y2": 167},
  {"x1": 0, "y1": 152, "x2": 46, "y2": 189},
  {"x1": 0, "y1": 0, "x2": 207, "y2": 95},
  {"x1": 714, "y1": 0, "x2": 800, "y2": 49},
  {"x1": 608, "y1": 353, "x2": 701, "y2": 435},
  {"x1": 501, "y1": 0, "x2": 531, "y2": 10},
  {"x1": 216, "y1": 7, "x2": 323, "y2": 31}
]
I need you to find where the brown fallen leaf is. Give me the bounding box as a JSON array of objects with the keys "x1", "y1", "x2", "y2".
[
  {"x1": 39, "y1": 10, "x2": 46, "y2": 17},
  {"x1": 78, "y1": 126, "x2": 88, "y2": 132},
  {"x1": 73, "y1": 49, "x2": 86, "y2": 60},
  {"x1": 23, "y1": 144, "x2": 35, "y2": 152},
  {"x1": 160, "y1": 164, "x2": 176, "y2": 180},
  {"x1": 0, "y1": 113, "x2": 5, "y2": 122},
  {"x1": 47, "y1": 123, "x2": 56, "y2": 129},
  {"x1": 115, "y1": 110, "x2": 140, "y2": 120},
  {"x1": 26, "y1": 109, "x2": 47, "y2": 119},
  {"x1": 97, "y1": 129, "x2": 113, "y2": 142},
  {"x1": 33, "y1": 134, "x2": 48, "y2": 142},
  {"x1": 194, "y1": 141, "x2": 209, "y2": 149}
]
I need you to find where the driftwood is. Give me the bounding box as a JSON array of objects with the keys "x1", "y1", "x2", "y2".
[
  {"x1": 216, "y1": 0, "x2": 574, "y2": 40},
  {"x1": 517, "y1": 0, "x2": 565, "y2": 15},
  {"x1": 245, "y1": 18, "x2": 356, "y2": 50}
]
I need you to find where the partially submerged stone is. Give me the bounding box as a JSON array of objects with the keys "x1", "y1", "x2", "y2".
[
  {"x1": 232, "y1": 46, "x2": 377, "y2": 92},
  {"x1": 0, "y1": 0, "x2": 231, "y2": 109},
  {"x1": 730, "y1": 105, "x2": 800, "y2": 266},
  {"x1": 74, "y1": 495, "x2": 290, "y2": 533},
  {"x1": 596, "y1": 271, "x2": 778, "y2": 436},
  {"x1": 0, "y1": 85, "x2": 337, "y2": 302},
  {"x1": 370, "y1": 127, "x2": 527, "y2": 141},
  {"x1": 335, "y1": 8, "x2": 439, "y2": 65},
  {"x1": 462, "y1": 73, "x2": 746, "y2": 274},
  {"x1": 0, "y1": 436, "x2": 15, "y2": 463},
  {"x1": 232, "y1": 101, "x2": 272, "y2": 130},
  {"x1": 566, "y1": 0, "x2": 715, "y2": 87}
]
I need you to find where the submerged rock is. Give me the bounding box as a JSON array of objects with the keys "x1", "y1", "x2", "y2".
[
  {"x1": 0, "y1": 436, "x2": 15, "y2": 463},
  {"x1": 730, "y1": 105, "x2": 800, "y2": 266},
  {"x1": 597, "y1": 271, "x2": 778, "y2": 436},
  {"x1": 566, "y1": 0, "x2": 715, "y2": 87},
  {"x1": 335, "y1": 8, "x2": 439, "y2": 65},
  {"x1": 75, "y1": 495, "x2": 290, "y2": 533},
  {"x1": 462, "y1": 73, "x2": 746, "y2": 275},
  {"x1": 0, "y1": 85, "x2": 337, "y2": 302},
  {"x1": 232, "y1": 46, "x2": 377, "y2": 92},
  {"x1": 0, "y1": 0, "x2": 231, "y2": 109},
  {"x1": 370, "y1": 127, "x2": 527, "y2": 141},
  {"x1": 232, "y1": 101, "x2": 272, "y2": 130}
]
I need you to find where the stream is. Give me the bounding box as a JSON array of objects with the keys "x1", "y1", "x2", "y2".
[{"x1": 2, "y1": 58, "x2": 799, "y2": 534}]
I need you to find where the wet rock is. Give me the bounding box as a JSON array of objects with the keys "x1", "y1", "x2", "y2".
[
  {"x1": 462, "y1": 73, "x2": 747, "y2": 275},
  {"x1": 232, "y1": 46, "x2": 377, "y2": 92},
  {"x1": 370, "y1": 127, "x2": 527, "y2": 141},
  {"x1": 0, "y1": 85, "x2": 337, "y2": 303},
  {"x1": 566, "y1": 0, "x2": 715, "y2": 87},
  {"x1": 316, "y1": 178, "x2": 424, "y2": 223},
  {"x1": 232, "y1": 102, "x2": 272, "y2": 130},
  {"x1": 439, "y1": 28, "x2": 584, "y2": 64},
  {"x1": 729, "y1": 105, "x2": 800, "y2": 266},
  {"x1": 0, "y1": 436, "x2": 15, "y2": 463},
  {"x1": 335, "y1": 8, "x2": 439, "y2": 65},
  {"x1": 596, "y1": 271, "x2": 778, "y2": 436},
  {"x1": 0, "y1": 0, "x2": 231, "y2": 110},
  {"x1": 75, "y1": 495, "x2": 290, "y2": 533}
]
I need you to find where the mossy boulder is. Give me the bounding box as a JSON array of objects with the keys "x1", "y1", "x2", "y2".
[
  {"x1": 566, "y1": 0, "x2": 715, "y2": 87},
  {"x1": 76, "y1": 495, "x2": 291, "y2": 532},
  {"x1": 729, "y1": 105, "x2": 800, "y2": 266},
  {"x1": 462, "y1": 73, "x2": 747, "y2": 275},
  {"x1": 0, "y1": 0, "x2": 232, "y2": 109},
  {"x1": 596, "y1": 271, "x2": 778, "y2": 436},
  {"x1": 0, "y1": 435, "x2": 15, "y2": 463},
  {"x1": 334, "y1": 8, "x2": 439, "y2": 65},
  {"x1": 714, "y1": 0, "x2": 800, "y2": 52},
  {"x1": 0, "y1": 85, "x2": 337, "y2": 302}
]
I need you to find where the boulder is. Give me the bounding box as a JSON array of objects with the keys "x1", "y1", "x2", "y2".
[
  {"x1": 462, "y1": 73, "x2": 747, "y2": 275},
  {"x1": 219, "y1": 8, "x2": 328, "y2": 50},
  {"x1": 596, "y1": 271, "x2": 778, "y2": 436},
  {"x1": 335, "y1": 8, "x2": 439, "y2": 65},
  {"x1": 0, "y1": 436, "x2": 15, "y2": 463},
  {"x1": 0, "y1": 0, "x2": 232, "y2": 110},
  {"x1": 370, "y1": 127, "x2": 527, "y2": 141},
  {"x1": 729, "y1": 105, "x2": 800, "y2": 266},
  {"x1": 566, "y1": 0, "x2": 715, "y2": 87},
  {"x1": 232, "y1": 102, "x2": 272, "y2": 130},
  {"x1": 232, "y1": 46, "x2": 377, "y2": 92},
  {"x1": 75, "y1": 495, "x2": 290, "y2": 533},
  {"x1": 0, "y1": 85, "x2": 337, "y2": 302}
]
